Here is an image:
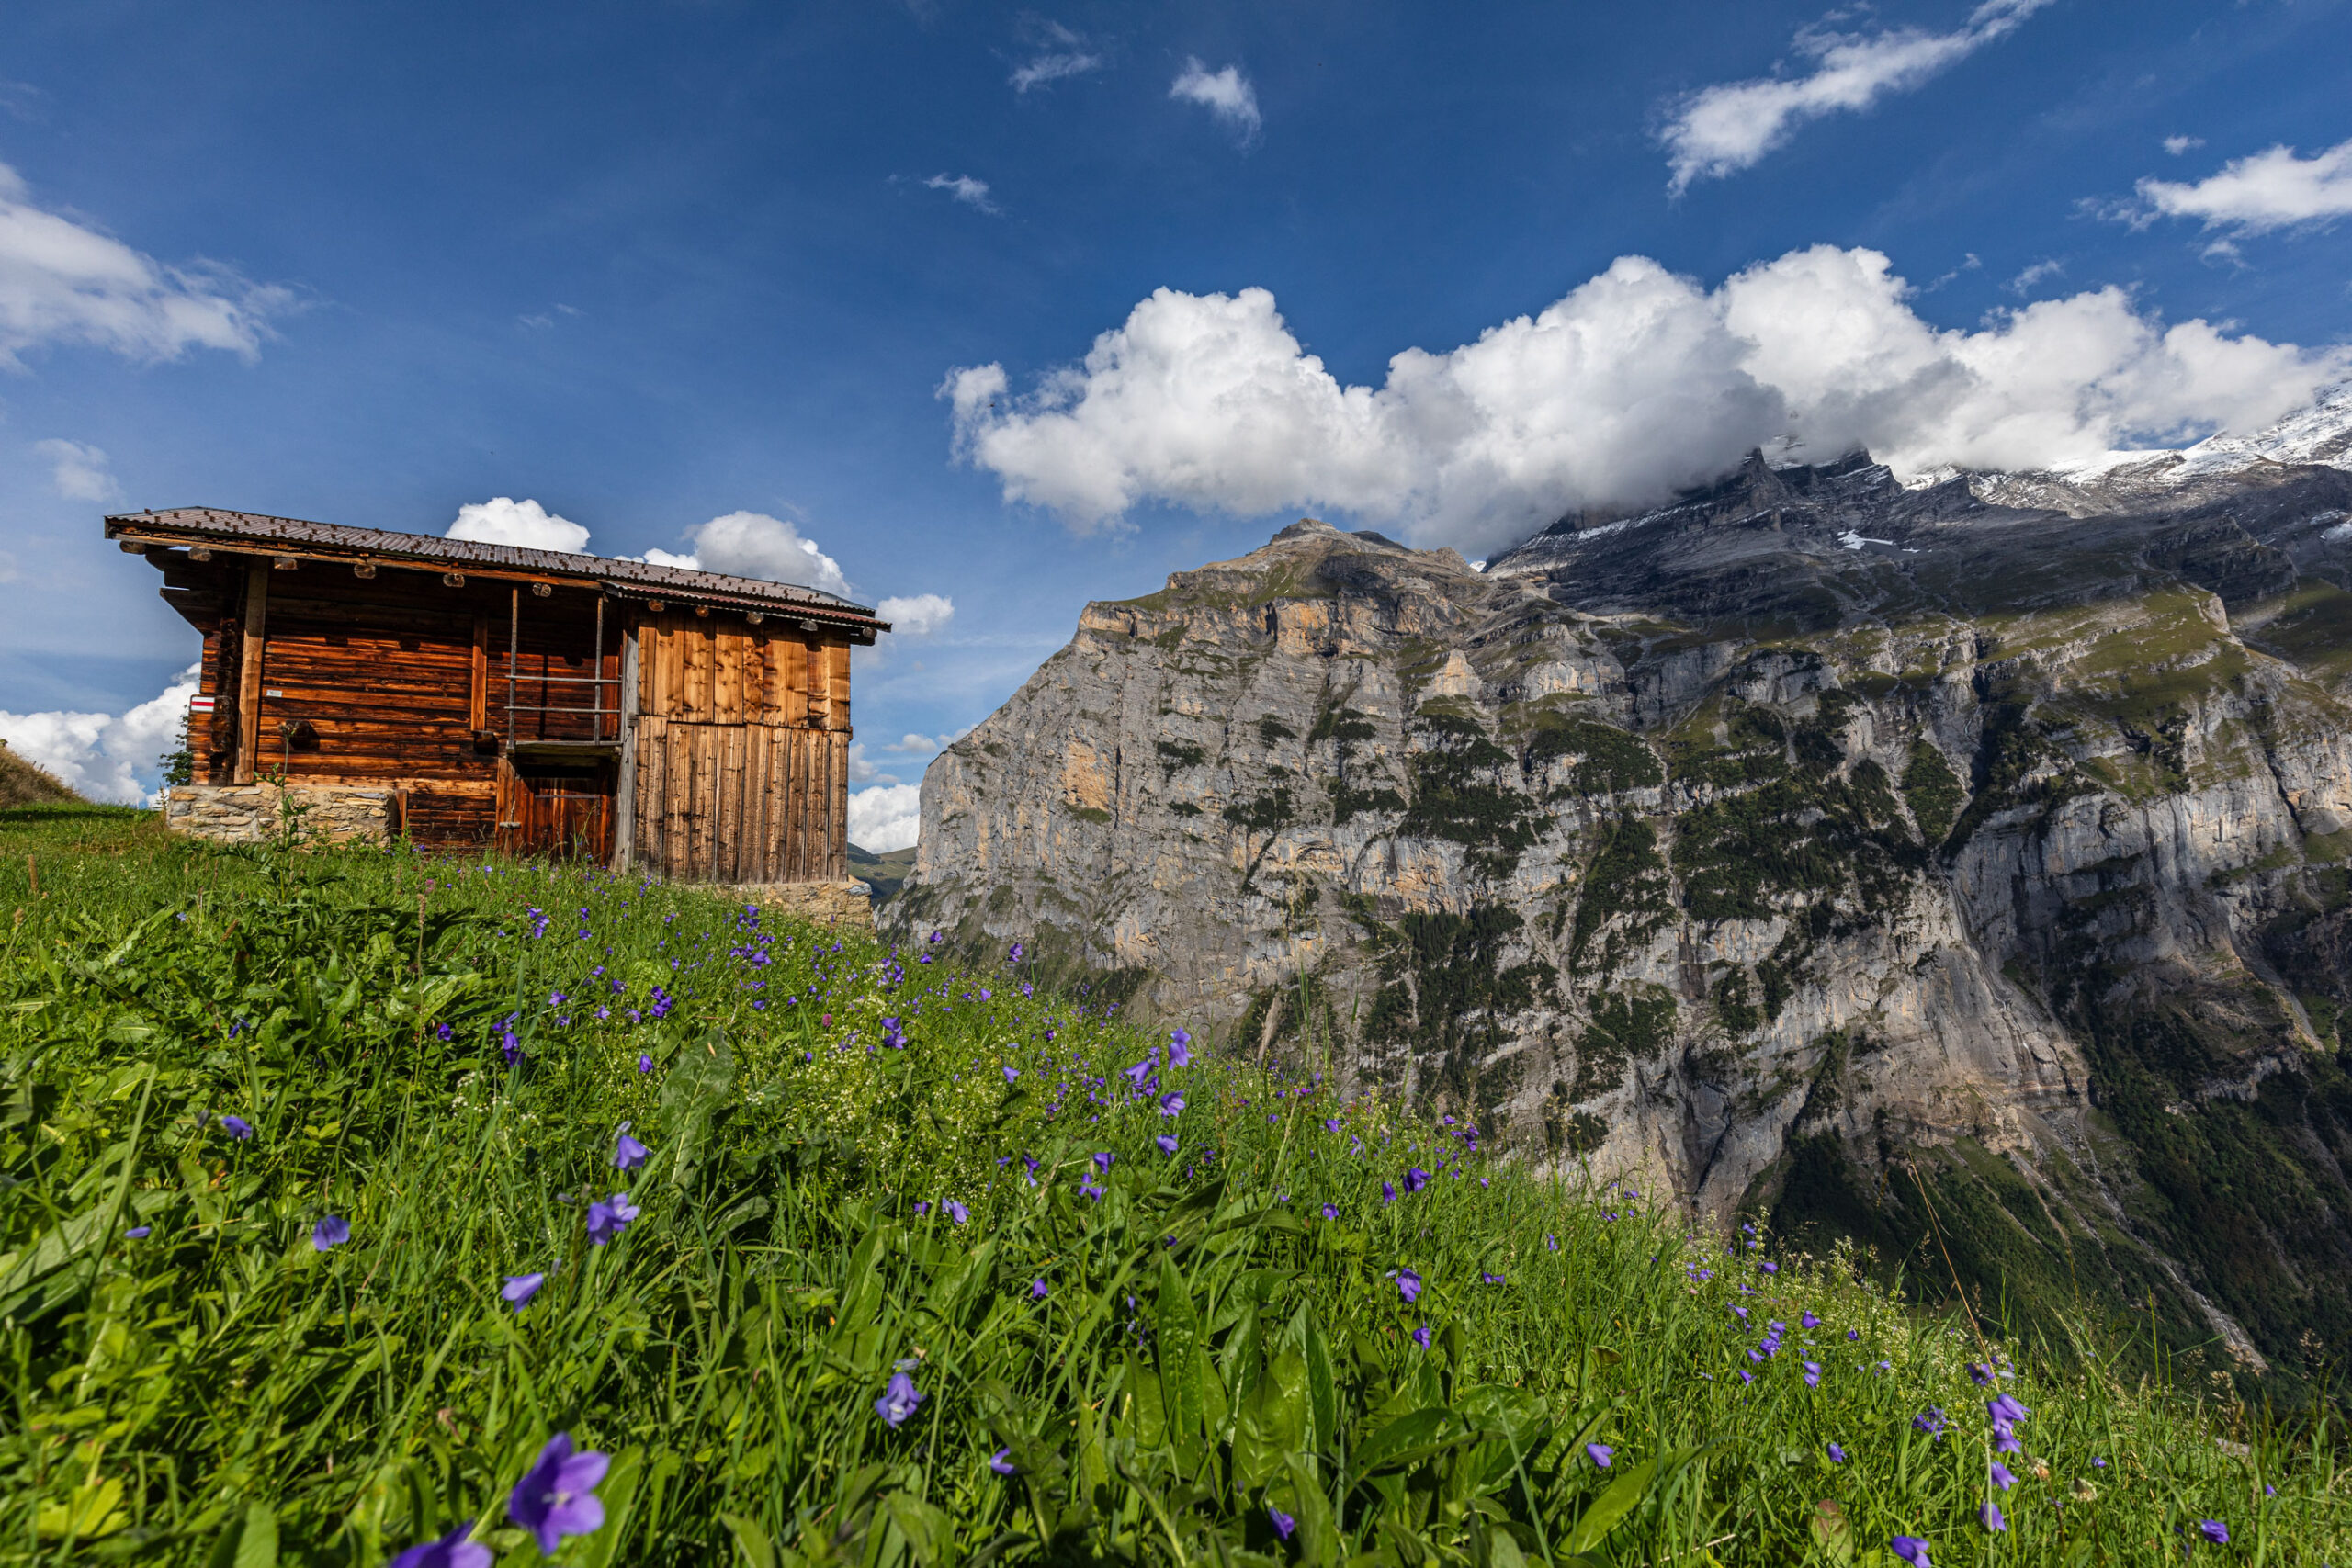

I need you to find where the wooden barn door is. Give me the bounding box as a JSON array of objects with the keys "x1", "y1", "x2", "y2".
[{"x1": 496, "y1": 759, "x2": 616, "y2": 862}]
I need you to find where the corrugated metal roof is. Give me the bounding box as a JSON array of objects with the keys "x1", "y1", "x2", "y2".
[{"x1": 104, "y1": 507, "x2": 888, "y2": 630}]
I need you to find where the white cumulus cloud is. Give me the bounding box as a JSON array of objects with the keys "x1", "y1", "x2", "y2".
[
  {"x1": 944, "y1": 244, "x2": 2351, "y2": 558},
  {"x1": 1170, "y1": 59, "x2": 1261, "y2": 142},
  {"x1": 849, "y1": 782, "x2": 922, "y2": 852},
  {"x1": 34, "y1": 436, "x2": 119, "y2": 502},
  {"x1": 0, "y1": 161, "x2": 290, "y2": 369},
  {"x1": 642, "y1": 511, "x2": 854, "y2": 597},
  {"x1": 2132, "y1": 137, "x2": 2352, "y2": 234},
  {"x1": 0, "y1": 662, "x2": 198, "y2": 805},
  {"x1": 447, "y1": 496, "x2": 591, "y2": 554},
  {"x1": 1658, "y1": 0, "x2": 2052, "y2": 193},
  {"x1": 924, "y1": 174, "x2": 1001, "y2": 214},
  {"x1": 877, "y1": 592, "x2": 955, "y2": 635},
  {"x1": 2163, "y1": 135, "x2": 2204, "y2": 157},
  {"x1": 848, "y1": 742, "x2": 899, "y2": 786}
]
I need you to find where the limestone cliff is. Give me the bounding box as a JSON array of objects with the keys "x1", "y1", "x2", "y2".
[{"x1": 889, "y1": 409, "x2": 2352, "y2": 1389}]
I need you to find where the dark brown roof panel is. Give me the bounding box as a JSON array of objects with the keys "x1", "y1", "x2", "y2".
[{"x1": 104, "y1": 507, "x2": 888, "y2": 632}]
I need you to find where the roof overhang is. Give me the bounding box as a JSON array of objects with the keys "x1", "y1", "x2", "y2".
[{"x1": 106, "y1": 507, "x2": 889, "y2": 640}]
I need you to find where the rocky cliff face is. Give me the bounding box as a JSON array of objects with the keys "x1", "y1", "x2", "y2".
[{"x1": 889, "y1": 395, "x2": 2352, "y2": 1390}]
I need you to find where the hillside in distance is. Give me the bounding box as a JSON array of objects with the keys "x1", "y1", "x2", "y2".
[{"x1": 888, "y1": 387, "x2": 2352, "y2": 1393}]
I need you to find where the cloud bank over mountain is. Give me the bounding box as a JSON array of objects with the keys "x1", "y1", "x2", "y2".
[{"x1": 944, "y1": 243, "x2": 2351, "y2": 557}]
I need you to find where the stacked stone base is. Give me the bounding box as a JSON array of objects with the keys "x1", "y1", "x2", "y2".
[{"x1": 161, "y1": 784, "x2": 392, "y2": 846}]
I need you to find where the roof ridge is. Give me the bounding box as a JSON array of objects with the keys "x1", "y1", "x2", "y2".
[{"x1": 105, "y1": 506, "x2": 885, "y2": 626}]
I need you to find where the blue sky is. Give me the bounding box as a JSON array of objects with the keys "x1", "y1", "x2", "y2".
[{"x1": 0, "y1": 0, "x2": 2346, "y2": 842}]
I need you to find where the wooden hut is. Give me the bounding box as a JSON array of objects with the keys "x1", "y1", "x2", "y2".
[{"x1": 105, "y1": 508, "x2": 887, "y2": 900}]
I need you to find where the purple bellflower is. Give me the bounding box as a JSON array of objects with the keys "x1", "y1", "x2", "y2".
[
  {"x1": 1169, "y1": 1029, "x2": 1193, "y2": 1067},
  {"x1": 1980, "y1": 1503, "x2": 2007, "y2": 1534},
  {"x1": 503, "y1": 1273, "x2": 547, "y2": 1309},
  {"x1": 1586, "y1": 1443, "x2": 1614, "y2": 1469},
  {"x1": 1403, "y1": 1167, "x2": 1430, "y2": 1193},
  {"x1": 989, "y1": 1448, "x2": 1016, "y2": 1474},
  {"x1": 875, "y1": 1371, "x2": 923, "y2": 1427},
  {"x1": 2199, "y1": 1521, "x2": 2229, "y2": 1545},
  {"x1": 1156, "y1": 1134, "x2": 1179, "y2": 1155},
  {"x1": 390, "y1": 1526, "x2": 492, "y2": 1568},
  {"x1": 1890, "y1": 1538, "x2": 1931, "y2": 1568},
  {"x1": 220, "y1": 1114, "x2": 254, "y2": 1141},
  {"x1": 1268, "y1": 1506, "x2": 1295, "y2": 1540},
  {"x1": 585, "y1": 1192, "x2": 639, "y2": 1245},
  {"x1": 312, "y1": 1215, "x2": 351, "y2": 1251},
  {"x1": 508, "y1": 1433, "x2": 610, "y2": 1555},
  {"x1": 612, "y1": 1123, "x2": 649, "y2": 1171},
  {"x1": 1394, "y1": 1267, "x2": 1423, "y2": 1303}
]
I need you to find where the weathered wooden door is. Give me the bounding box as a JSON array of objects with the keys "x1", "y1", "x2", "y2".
[{"x1": 495, "y1": 759, "x2": 616, "y2": 862}]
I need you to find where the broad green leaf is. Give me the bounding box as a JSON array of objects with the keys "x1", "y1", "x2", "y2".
[
  {"x1": 1562, "y1": 1458, "x2": 1656, "y2": 1556},
  {"x1": 881, "y1": 1493, "x2": 954, "y2": 1568},
  {"x1": 718, "y1": 1510, "x2": 777, "y2": 1568},
  {"x1": 1302, "y1": 1314, "x2": 1338, "y2": 1459},
  {"x1": 1352, "y1": 1407, "x2": 1468, "y2": 1474},
  {"x1": 232, "y1": 1502, "x2": 279, "y2": 1568},
  {"x1": 1156, "y1": 1252, "x2": 1207, "y2": 1471}
]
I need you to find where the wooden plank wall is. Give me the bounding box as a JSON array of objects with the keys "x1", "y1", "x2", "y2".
[
  {"x1": 628, "y1": 615, "x2": 853, "y2": 883},
  {"x1": 631, "y1": 717, "x2": 847, "y2": 883}
]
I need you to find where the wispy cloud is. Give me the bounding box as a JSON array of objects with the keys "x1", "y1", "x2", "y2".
[
  {"x1": 33, "y1": 437, "x2": 119, "y2": 502},
  {"x1": 1170, "y1": 58, "x2": 1261, "y2": 144},
  {"x1": 2007, "y1": 258, "x2": 2064, "y2": 295},
  {"x1": 2163, "y1": 135, "x2": 2204, "y2": 157},
  {"x1": 924, "y1": 173, "x2": 1001, "y2": 214},
  {"x1": 1657, "y1": 0, "x2": 2054, "y2": 193},
  {"x1": 2129, "y1": 137, "x2": 2352, "y2": 235},
  {"x1": 0, "y1": 161, "x2": 292, "y2": 368},
  {"x1": 1012, "y1": 51, "x2": 1102, "y2": 91}
]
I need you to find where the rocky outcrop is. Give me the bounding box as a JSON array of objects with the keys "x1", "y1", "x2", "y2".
[{"x1": 890, "y1": 412, "x2": 2352, "y2": 1391}]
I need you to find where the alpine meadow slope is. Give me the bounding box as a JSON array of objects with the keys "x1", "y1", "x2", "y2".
[{"x1": 889, "y1": 385, "x2": 2352, "y2": 1394}]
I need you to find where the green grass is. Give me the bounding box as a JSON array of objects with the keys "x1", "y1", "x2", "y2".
[{"x1": 2, "y1": 807, "x2": 2346, "y2": 1565}]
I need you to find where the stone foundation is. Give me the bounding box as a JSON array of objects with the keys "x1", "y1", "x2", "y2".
[
  {"x1": 162, "y1": 784, "x2": 393, "y2": 846},
  {"x1": 723, "y1": 877, "x2": 875, "y2": 931}
]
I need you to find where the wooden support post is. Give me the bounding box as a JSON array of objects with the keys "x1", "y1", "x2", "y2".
[
  {"x1": 234, "y1": 558, "x2": 270, "y2": 784},
  {"x1": 469, "y1": 615, "x2": 489, "y2": 731},
  {"x1": 506, "y1": 587, "x2": 519, "y2": 748},
  {"x1": 615, "y1": 617, "x2": 640, "y2": 872}
]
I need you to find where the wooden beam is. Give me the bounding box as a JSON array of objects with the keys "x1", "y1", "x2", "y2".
[
  {"x1": 233, "y1": 558, "x2": 270, "y2": 784},
  {"x1": 469, "y1": 615, "x2": 489, "y2": 731},
  {"x1": 614, "y1": 622, "x2": 640, "y2": 872}
]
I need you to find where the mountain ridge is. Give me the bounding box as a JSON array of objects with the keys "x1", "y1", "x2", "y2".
[{"x1": 888, "y1": 384, "x2": 2352, "y2": 1393}]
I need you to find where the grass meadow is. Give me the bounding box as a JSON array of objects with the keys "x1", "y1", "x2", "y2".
[{"x1": 0, "y1": 803, "x2": 2343, "y2": 1566}]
